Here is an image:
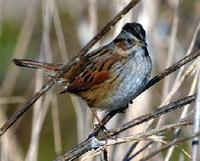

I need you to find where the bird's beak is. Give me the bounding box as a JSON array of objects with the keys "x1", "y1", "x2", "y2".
[
  {"x1": 136, "y1": 41, "x2": 147, "y2": 48},
  {"x1": 141, "y1": 41, "x2": 148, "y2": 47}
]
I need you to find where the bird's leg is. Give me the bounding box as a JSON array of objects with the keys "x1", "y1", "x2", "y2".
[{"x1": 90, "y1": 108, "x2": 111, "y2": 138}]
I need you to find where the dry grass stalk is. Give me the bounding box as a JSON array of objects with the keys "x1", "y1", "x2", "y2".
[{"x1": 79, "y1": 120, "x2": 193, "y2": 161}]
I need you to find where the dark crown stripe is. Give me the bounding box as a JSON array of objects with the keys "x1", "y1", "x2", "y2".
[{"x1": 122, "y1": 22, "x2": 146, "y2": 41}]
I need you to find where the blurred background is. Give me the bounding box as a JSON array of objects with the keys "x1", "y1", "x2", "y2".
[{"x1": 0, "y1": 0, "x2": 200, "y2": 161}]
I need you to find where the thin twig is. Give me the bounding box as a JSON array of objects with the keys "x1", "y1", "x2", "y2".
[
  {"x1": 111, "y1": 94, "x2": 196, "y2": 136},
  {"x1": 139, "y1": 133, "x2": 200, "y2": 161},
  {"x1": 107, "y1": 120, "x2": 193, "y2": 146},
  {"x1": 122, "y1": 142, "x2": 138, "y2": 161},
  {"x1": 124, "y1": 142, "x2": 153, "y2": 161},
  {"x1": 162, "y1": 59, "x2": 197, "y2": 106},
  {"x1": 146, "y1": 50, "x2": 200, "y2": 89}
]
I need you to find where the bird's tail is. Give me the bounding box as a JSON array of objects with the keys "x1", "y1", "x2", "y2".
[{"x1": 13, "y1": 59, "x2": 64, "y2": 77}]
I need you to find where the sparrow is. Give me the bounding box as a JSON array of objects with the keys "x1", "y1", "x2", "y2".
[{"x1": 13, "y1": 22, "x2": 152, "y2": 124}]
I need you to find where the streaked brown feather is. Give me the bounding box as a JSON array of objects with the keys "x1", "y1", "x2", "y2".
[
  {"x1": 66, "y1": 51, "x2": 122, "y2": 93},
  {"x1": 67, "y1": 70, "x2": 110, "y2": 92}
]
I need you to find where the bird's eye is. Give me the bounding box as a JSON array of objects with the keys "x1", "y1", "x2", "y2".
[{"x1": 126, "y1": 38, "x2": 133, "y2": 44}]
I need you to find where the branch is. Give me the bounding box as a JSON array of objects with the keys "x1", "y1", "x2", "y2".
[
  {"x1": 81, "y1": 120, "x2": 193, "y2": 161},
  {"x1": 111, "y1": 94, "x2": 196, "y2": 136},
  {"x1": 55, "y1": 94, "x2": 196, "y2": 161},
  {"x1": 0, "y1": 0, "x2": 141, "y2": 137},
  {"x1": 106, "y1": 120, "x2": 193, "y2": 146}
]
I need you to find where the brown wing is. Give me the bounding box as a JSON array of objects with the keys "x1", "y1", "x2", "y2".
[
  {"x1": 60, "y1": 47, "x2": 109, "y2": 84},
  {"x1": 66, "y1": 54, "x2": 121, "y2": 92},
  {"x1": 66, "y1": 69, "x2": 110, "y2": 92}
]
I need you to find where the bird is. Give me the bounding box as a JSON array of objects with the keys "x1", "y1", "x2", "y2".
[{"x1": 13, "y1": 22, "x2": 152, "y2": 127}]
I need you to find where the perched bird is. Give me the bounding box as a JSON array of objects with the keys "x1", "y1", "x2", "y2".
[{"x1": 13, "y1": 22, "x2": 152, "y2": 124}]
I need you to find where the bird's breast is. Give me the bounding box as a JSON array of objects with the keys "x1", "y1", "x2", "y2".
[{"x1": 97, "y1": 51, "x2": 152, "y2": 111}]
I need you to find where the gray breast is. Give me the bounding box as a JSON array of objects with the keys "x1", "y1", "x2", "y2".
[{"x1": 100, "y1": 49, "x2": 152, "y2": 111}]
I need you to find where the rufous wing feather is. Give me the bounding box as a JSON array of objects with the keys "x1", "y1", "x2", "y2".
[{"x1": 66, "y1": 70, "x2": 110, "y2": 92}]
